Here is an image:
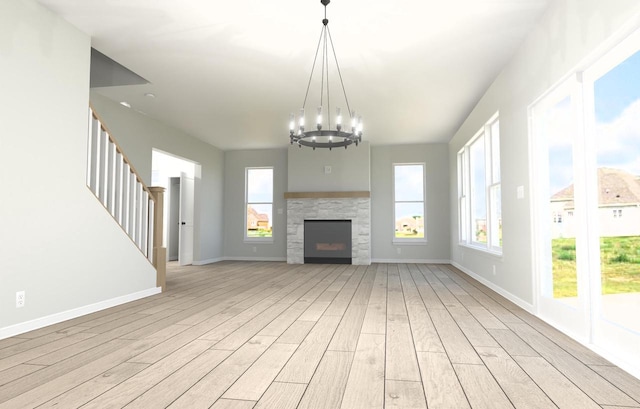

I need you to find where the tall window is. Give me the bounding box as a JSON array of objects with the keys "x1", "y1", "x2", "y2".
[
  {"x1": 393, "y1": 163, "x2": 425, "y2": 241},
  {"x1": 245, "y1": 167, "x2": 273, "y2": 240},
  {"x1": 458, "y1": 114, "x2": 501, "y2": 253}
]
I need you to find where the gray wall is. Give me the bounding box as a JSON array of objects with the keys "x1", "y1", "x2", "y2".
[
  {"x1": 90, "y1": 93, "x2": 225, "y2": 264},
  {"x1": 223, "y1": 149, "x2": 288, "y2": 260},
  {"x1": 0, "y1": 1, "x2": 156, "y2": 332},
  {"x1": 448, "y1": 0, "x2": 640, "y2": 305},
  {"x1": 371, "y1": 144, "x2": 450, "y2": 262},
  {"x1": 288, "y1": 142, "x2": 371, "y2": 192}
]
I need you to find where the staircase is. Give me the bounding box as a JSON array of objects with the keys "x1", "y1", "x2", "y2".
[{"x1": 85, "y1": 105, "x2": 166, "y2": 289}]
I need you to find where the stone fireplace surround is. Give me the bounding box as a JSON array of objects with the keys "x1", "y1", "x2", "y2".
[{"x1": 285, "y1": 192, "x2": 371, "y2": 265}]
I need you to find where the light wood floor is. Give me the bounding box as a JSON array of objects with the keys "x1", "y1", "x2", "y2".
[{"x1": 1, "y1": 262, "x2": 639, "y2": 409}]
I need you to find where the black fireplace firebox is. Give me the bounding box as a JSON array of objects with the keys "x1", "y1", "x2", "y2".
[{"x1": 304, "y1": 220, "x2": 352, "y2": 264}]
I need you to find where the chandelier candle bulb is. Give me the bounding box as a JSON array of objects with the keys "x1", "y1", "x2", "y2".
[
  {"x1": 289, "y1": 113, "x2": 295, "y2": 132},
  {"x1": 299, "y1": 108, "x2": 305, "y2": 132},
  {"x1": 336, "y1": 107, "x2": 342, "y2": 130},
  {"x1": 316, "y1": 106, "x2": 323, "y2": 130}
]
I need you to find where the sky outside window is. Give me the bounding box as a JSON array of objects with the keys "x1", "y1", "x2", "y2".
[{"x1": 594, "y1": 49, "x2": 640, "y2": 175}]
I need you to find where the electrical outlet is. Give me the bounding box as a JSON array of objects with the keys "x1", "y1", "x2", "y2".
[
  {"x1": 492, "y1": 265, "x2": 497, "y2": 276},
  {"x1": 16, "y1": 291, "x2": 25, "y2": 308},
  {"x1": 253, "y1": 246, "x2": 257, "y2": 253},
  {"x1": 397, "y1": 247, "x2": 401, "y2": 255}
]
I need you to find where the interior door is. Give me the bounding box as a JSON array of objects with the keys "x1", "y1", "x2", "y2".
[
  {"x1": 179, "y1": 172, "x2": 194, "y2": 266},
  {"x1": 168, "y1": 177, "x2": 180, "y2": 261}
]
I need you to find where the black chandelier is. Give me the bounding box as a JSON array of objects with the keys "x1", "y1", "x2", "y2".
[{"x1": 289, "y1": 0, "x2": 362, "y2": 150}]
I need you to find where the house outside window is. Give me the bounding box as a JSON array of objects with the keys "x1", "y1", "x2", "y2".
[
  {"x1": 457, "y1": 114, "x2": 502, "y2": 253},
  {"x1": 245, "y1": 167, "x2": 273, "y2": 240},
  {"x1": 393, "y1": 163, "x2": 426, "y2": 242}
]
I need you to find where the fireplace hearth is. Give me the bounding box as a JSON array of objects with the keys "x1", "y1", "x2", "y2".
[{"x1": 304, "y1": 220, "x2": 352, "y2": 264}]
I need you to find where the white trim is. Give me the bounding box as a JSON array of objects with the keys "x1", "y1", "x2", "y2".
[
  {"x1": 451, "y1": 261, "x2": 535, "y2": 313},
  {"x1": 192, "y1": 257, "x2": 225, "y2": 265},
  {"x1": 457, "y1": 114, "x2": 502, "y2": 254},
  {"x1": 223, "y1": 256, "x2": 287, "y2": 262},
  {"x1": 372, "y1": 258, "x2": 451, "y2": 264},
  {"x1": 392, "y1": 163, "x2": 427, "y2": 242},
  {"x1": 245, "y1": 167, "x2": 274, "y2": 241},
  {"x1": 0, "y1": 287, "x2": 161, "y2": 340}
]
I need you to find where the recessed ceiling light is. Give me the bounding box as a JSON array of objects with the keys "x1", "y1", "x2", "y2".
[
  {"x1": 144, "y1": 93, "x2": 156, "y2": 98},
  {"x1": 120, "y1": 101, "x2": 131, "y2": 108}
]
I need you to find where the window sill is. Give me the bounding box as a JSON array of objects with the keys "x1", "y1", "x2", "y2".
[
  {"x1": 393, "y1": 239, "x2": 428, "y2": 246},
  {"x1": 244, "y1": 238, "x2": 274, "y2": 244},
  {"x1": 459, "y1": 242, "x2": 502, "y2": 257}
]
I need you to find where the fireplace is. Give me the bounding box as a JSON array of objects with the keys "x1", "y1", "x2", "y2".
[
  {"x1": 304, "y1": 220, "x2": 352, "y2": 264},
  {"x1": 286, "y1": 193, "x2": 370, "y2": 265}
]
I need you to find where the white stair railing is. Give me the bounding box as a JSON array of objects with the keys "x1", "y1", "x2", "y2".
[{"x1": 86, "y1": 106, "x2": 156, "y2": 261}]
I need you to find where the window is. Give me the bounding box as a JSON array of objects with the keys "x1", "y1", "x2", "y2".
[
  {"x1": 458, "y1": 151, "x2": 468, "y2": 242},
  {"x1": 457, "y1": 114, "x2": 501, "y2": 253},
  {"x1": 245, "y1": 167, "x2": 273, "y2": 240},
  {"x1": 393, "y1": 163, "x2": 425, "y2": 241},
  {"x1": 613, "y1": 209, "x2": 622, "y2": 218}
]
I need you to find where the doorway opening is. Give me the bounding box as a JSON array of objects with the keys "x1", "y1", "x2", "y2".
[{"x1": 152, "y1": 149, "x2": 198, "y2": 266}]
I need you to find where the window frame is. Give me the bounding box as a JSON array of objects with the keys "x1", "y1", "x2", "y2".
[
  {"x1": 392, "y1": 162, "x2": 427, "y2": 244},
  {"x1": 458, "y1": 113, "x2": 502, "y2": 254},
  {"x1": 244, "y1": 166, "x2": 274, "y2": 243}
]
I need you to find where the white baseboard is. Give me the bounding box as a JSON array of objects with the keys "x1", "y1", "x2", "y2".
[
  {"x1": 193, "y1": 257, "x2": 224, "y2": 266},
  {"x1": 371, "y1": 258, "x2": 451, "y2": 264},
  {"x1": 223, "y1": 256, "x2": 287, "y2": 262},
  {"x1": 451, "y1": 263, "x2": 640, "y2": 380},
  {"x1": 0, "y1": 287, "x2": 161, "y2": 340},
  {"x1": 193, "y1": 257, "x2": 288, "y2": 265},
  {"x1": 451, "y1": 261, "x2": 534, "y2": 313},
  {"x1": 582, "y1": 342, "x2": 640, "y2": 381}
]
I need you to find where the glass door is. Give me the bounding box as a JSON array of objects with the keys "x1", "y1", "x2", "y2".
[
  {"x1": 583, "y1": 31, "x2": 640, "y2": 368},
  {"x1": 530, "y1": 75, "x2": 590, "y2": 338}
]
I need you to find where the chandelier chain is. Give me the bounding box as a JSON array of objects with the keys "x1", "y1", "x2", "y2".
[
  {"x1": 327, "y1": 26, "x2": 352, "y2": 119},
  {"x1": 302, "y1": 26, "x2": 325, "y2": 109},
  {"x1": 325, "y1": 27, "x2": 331, "y2": 130},
  {"x1": 320, "y1": 27, "x2": 325, "y2": 108}
]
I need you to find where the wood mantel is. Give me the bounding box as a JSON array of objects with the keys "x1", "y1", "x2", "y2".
[{"x1": 284, "y1": 191, "x2": 370, "y2": 199}]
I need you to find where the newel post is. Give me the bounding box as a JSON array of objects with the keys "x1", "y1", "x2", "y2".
[{"x1": 149, "y1": 186, "x2": 167, "y2": 291}]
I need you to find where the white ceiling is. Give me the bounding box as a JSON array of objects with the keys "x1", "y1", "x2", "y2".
[{"x1": 37, "y1": 0, "x2": 550, "y2": 150}]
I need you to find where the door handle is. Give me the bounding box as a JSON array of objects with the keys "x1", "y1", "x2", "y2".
[{"x1": 181, "y1": 222, "x2": 186, "y2": 225}]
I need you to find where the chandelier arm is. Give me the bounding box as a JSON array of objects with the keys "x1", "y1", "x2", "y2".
[
  {"x1": 302, "y1": 25, "x2": 327, "y2": 109},
  {"x1": 326, "y1": 26, "x2": 353, "y2": 119}
]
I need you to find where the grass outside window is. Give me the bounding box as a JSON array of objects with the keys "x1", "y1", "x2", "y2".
[{"x1": 551, "y1": 236, "x2": 640, "y2": 298}]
